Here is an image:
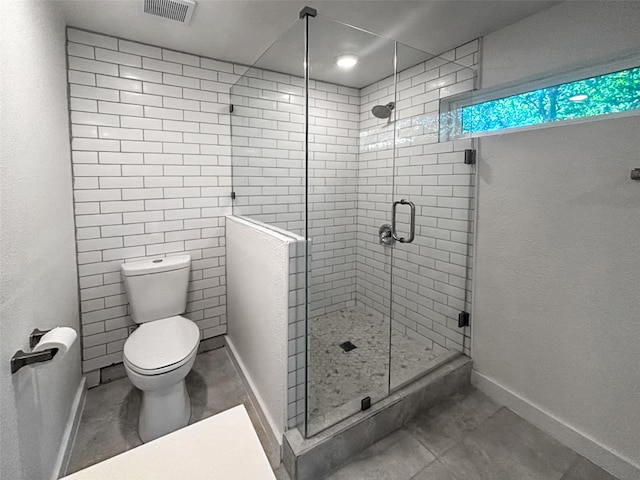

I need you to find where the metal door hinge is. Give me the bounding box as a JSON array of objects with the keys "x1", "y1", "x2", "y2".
[
  {"x1": 458, "y1": 311, "x2": 470, "y2": 328},
  {"x1": 231, "y1": 191, "x2": 236, "y2": 199},
  {"x1": 464, "y1": 149, "x2": 476, "y2": 165}
]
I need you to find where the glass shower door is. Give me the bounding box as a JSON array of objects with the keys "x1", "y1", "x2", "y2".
[{"x1": 388, "y1": 43, "x2": 477, "y2": 390}]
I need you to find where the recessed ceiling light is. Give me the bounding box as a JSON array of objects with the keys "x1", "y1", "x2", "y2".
[
  {"x1": 336, "y1": 54, "x2": 358, "y2": 69},
  {"x1": 569, "y1": 94, "x2": 589, "y2": 102}
]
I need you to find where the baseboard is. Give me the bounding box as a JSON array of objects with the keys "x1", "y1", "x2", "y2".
[
  {"x1": 225, "y1": 336, "x2": 282, "y2": 452},
  {"x1": 197, "y1": 334, "x2": 225, "y2": 354},
  {"x1": 471, "y1": 370, "x2": 640, "y2": 480},
  {"x1": 54, "y1": 376, "x2": 87, "y2": 479}
]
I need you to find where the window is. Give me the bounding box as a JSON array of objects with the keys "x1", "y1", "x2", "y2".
[{"x1": 440, "y1": 60, "x2": 640, "y2": 139}]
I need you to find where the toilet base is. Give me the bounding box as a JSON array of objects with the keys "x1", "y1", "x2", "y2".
[{"x1": 139, "y1": 379, "x2": 191, "y2": 443}]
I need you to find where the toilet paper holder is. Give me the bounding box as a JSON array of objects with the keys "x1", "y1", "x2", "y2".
[
  {"x1": 30, "y1": 328, "x2": 50, "y2": 348},
  {"x1": 10, "y1": 328, "x2": 58, "y2": 374}
]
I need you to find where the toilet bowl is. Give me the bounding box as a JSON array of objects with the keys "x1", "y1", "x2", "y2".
[
  {"x1": 124, "y1": 315, "x2": 200, "y2": 442},
  {"x1": 120, "y1": 255, "x2": 200, "y2": 443}
]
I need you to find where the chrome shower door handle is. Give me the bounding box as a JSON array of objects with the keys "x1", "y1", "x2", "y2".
[{"x1": 391, "y1": 199, "x2": 416, "y2": 243}]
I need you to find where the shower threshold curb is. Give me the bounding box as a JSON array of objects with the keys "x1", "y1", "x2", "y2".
[{"x1": 283, "y1": 354, "x2": 473, "y2": 480}]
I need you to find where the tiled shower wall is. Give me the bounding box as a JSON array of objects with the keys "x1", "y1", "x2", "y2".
[
  {"x1": 357, "y1": 41, "x2": 478, "y2": 355},
  {"x1": 232, "y1": 41, "x2": 477, "y2": 358},
  {"x1": 287, "y1": 233, "x2": 306, "y2": 428},
  {"x1": 67, "y1": 28, "x2": 237, "y2": 373},
  {"x1": 231, "y1": 74, "x2": 360, "y2": 318}
]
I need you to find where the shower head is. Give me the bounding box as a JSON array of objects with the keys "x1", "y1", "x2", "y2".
[{"x1": 372, "y1": 102, "x2": 395, "y2": 119}]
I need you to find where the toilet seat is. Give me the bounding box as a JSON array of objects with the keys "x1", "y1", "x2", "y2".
[{"x1": 124, "y1": 315, "x2": 200, "y2": 376}]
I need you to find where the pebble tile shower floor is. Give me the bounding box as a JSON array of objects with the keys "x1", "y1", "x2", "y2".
[{"x1": 308, "y1": 307, "x2": 441, "y2": 427}]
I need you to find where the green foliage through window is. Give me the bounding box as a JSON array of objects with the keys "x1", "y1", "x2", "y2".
[{"x1": 461, "y1": 66, "x2": 640, "y2": 134}]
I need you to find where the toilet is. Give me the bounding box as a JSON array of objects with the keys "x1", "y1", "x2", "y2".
[{"x1": 120, "y1": 254, "x2": 200, "y2": 443}]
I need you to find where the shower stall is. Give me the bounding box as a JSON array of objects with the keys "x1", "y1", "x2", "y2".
[{"x1": 230, "y1": 7, "x2": 477, "y2": 439}]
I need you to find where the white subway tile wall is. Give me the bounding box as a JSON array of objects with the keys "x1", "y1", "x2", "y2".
[
  {"x1": 357, "y1": 42, "x2": 477, "y2": 356},
  {"x1": 231, "y1": 68, "x2": 360, "y2": 319},
  {"x1": 67, "y1": 28, "x2": 234, "y2": 373},
  {"x1": 287, "y1": 235, "x2": 307, "y2": 428}
]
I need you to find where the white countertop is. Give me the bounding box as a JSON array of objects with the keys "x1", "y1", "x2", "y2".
[{"x1": 63, "y1": 404, "x2": 276, "y2": 480}]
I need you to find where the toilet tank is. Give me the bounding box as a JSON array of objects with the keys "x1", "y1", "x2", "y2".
[{"x1": 121, "y1": 255, "x2": 191, "y2": 324}]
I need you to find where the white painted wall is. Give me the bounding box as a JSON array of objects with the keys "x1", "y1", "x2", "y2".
[
  {"x1": 0, "y1": 2, "x2": 83, "y2": 479},
  {"x1": 481, "y1": 1, "x2": 640, "y2": 89},
  {"x1": 474, "y1": 116, "x2": 640, "y2": 478},
  {"x1": 225, "y1": 216, "x2": 291, "y2": 443},
  {"x1": 473, "y1": 3, "x2": 640, "y2": 479}
]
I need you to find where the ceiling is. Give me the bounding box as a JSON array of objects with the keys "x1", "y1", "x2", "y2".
[{"x1": 56, "y1": 0, "x2": 559, "y2": 87}]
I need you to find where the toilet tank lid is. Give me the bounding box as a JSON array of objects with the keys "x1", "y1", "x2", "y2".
[{"x1": 121, "y1": 255, "x2": 191, "y2": 277}]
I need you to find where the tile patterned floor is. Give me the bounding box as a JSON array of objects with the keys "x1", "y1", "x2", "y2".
[
  {"x1": 322, "y1": 388, "x2": 620, "y2": 480},
  {"x1": 308, "y1": 307, "x2": 441, "y2": 428},
  {"x1": 68, "y1": 346, "x2": 620, "y2": 480},
  {"x1": 67, "y1": 347, "x2": 288, "y2": 478}
]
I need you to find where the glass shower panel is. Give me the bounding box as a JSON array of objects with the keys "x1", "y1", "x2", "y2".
[
  {"x1": 230, "y1": 19, "x2": 306, "y2": 232},
  {"x1": 230, "y1": 19, "x2": 309, "y2": 431},
  {"x1": 304, "y1": 15, "x2": 396, "y2": 437},
  {"x1": 389, "y1": 42, "x2": 477, "y2": 390}
]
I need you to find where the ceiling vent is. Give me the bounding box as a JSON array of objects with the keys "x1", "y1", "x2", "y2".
[{"x1": 143, "y1": 0, "x2": 196, "y2": 25}]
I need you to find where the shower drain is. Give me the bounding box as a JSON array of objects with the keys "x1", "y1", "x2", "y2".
[{"x1": 339, "y1": 341, "x2": 357, "y2": 352}]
